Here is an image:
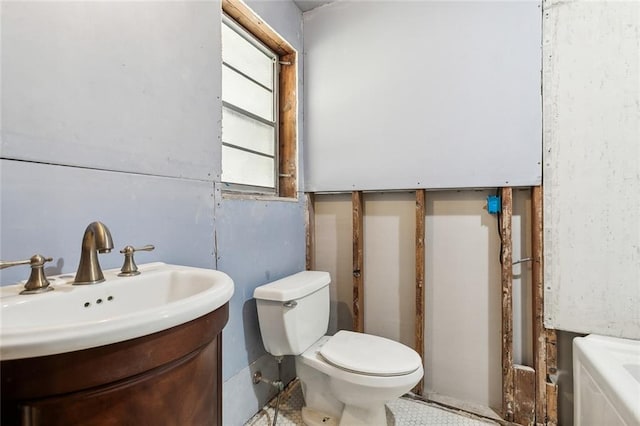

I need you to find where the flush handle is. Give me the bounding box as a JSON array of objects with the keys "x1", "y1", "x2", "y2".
[{"x1": 283, "y1": 300, "x2": 297, "y2": 308}]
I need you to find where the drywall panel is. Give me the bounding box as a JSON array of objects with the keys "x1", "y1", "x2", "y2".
[
  {"x1": 363, "y1": 193, "x2": 415, "y2": 348},
  {"x1": 1, "y1": 1, "x2": 220, "y2": 180},
  {"x1": 216, "y1": 196, "x2": 307, "y2": 381},
  {"x1": 313, "y1": 193, "x2": 354, "y2": 334},
  {"x1": 543, "y1": 0, "x2": 640, "y2": 338},
  {"x1": 0, "y1": 159, "x2": 215, "y2": 286},
  {"x1": 425, "y1": 191, "x2": 502, "y2": 409},
  {"x1": 303, "y1": 1, "x2": 542, "y2": 191}
]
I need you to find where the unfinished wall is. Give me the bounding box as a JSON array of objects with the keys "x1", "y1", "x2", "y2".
[
  {"x1": 364, "y1": 193, "x2": 416, "y2": 347},
  {"x1": 543, "y1": 0, "x2": 640, "y2": 338},
  {"x1": 314, "y1": 193, "x2": 354, "y2": 334},
  {"x1": 313, "y1": 190, "x2": 533, "y2": 412}
]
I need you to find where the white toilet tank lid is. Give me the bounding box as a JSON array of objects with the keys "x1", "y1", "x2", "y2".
[
  {"x1": 320, "y1": 330, "x2": 422, "y2": 376},
  {"x1": 253, "y1": 271, "x2": 330, "y2": 302}
]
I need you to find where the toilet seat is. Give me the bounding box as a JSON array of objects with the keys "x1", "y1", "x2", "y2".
[{"x1": 319, "y1": 331, "x2": 421, "y2": 377}]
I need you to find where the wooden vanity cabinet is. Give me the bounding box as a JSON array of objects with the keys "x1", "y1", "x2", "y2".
[{"x1": 1, "y1": 303, "x2": 228, "y2": 426}]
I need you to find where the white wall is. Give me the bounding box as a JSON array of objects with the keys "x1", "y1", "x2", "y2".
[
  {"x1": 543, "y1": 0, "x2": 640, "y2": 338},
  {"x1": 314, "y1": 190, "x2": 533, "y2": 411},
  {"x1": 303, "y1": 1, "x2": 542, "y2": 191}
]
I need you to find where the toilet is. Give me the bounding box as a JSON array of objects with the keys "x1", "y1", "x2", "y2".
[{"x1": 253, "y1": 271, "x2": 423, "y2": 426}]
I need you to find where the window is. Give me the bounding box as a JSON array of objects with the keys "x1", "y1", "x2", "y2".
[
  {"x1": 221, "y1": 17, "x2": 277, "y2": 191},
  {"x1": 221, "y1": 0, "x2": 297, "y2": 198}
]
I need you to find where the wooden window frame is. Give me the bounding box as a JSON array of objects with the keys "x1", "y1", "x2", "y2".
[{"x1": 222, "y1": 0, "x2": 298, "y2": 198}]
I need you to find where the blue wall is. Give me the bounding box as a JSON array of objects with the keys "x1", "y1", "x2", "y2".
[{"x1": 1, "y1": 1, "x2": 304, "y2": 424}]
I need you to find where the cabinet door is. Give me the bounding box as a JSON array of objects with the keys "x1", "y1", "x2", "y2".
[{"x1": 20, "y1": 339, "x2": 220, "y2": 426}]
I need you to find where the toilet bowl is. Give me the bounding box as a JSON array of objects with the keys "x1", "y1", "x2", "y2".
[
  {"x1": 297, "y1": 334, "x2": 423, "y2": 425},
  {"x1": 253, "y1": 271, "x2": 424, "y2": 426}
]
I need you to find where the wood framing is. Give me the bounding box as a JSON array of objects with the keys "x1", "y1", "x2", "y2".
[
  {"x1": 531, "y1": 186, "x2": 548, "y2": 424},
  {"x1": 414, "y1": 189, "x2": 426, "y2": 396},
  {"x1": 300, "y1": 187, "x2": 556, "y2": 425},
  {"x1": 222, "y1": 0, "x2": 297, "y2": 198},
  {"x1": 222, "y1": 0, "x2": 293, "y2": 56},
  {"x1": 514, "y1": 365, "x2": 535, "y2": 425},
  {"x1": 501, "y1": 187, "x2": 514, "y2": 421},
  {"x1": 546, "y1": 327, "x2": 558, "y2": 425},
  {"x1": 278, "y1": 52, "x2": 298, "y2": 198},
  {"x1": 305, "y1": 193, "x2": 315, "y2": 271},
  {"x1": 546, "y1": 382, "x2": 558, "y2": 426},
  {"x1": 546, "y1": 329, "x2": 558, "y2": 377},
  {"x1": 352, "y1": 191, "x2": 364, "y2": 332}
]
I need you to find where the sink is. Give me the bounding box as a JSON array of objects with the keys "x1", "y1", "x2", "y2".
[{"x1": 0, "y1": 262, "x2": 234, "y2": 360}]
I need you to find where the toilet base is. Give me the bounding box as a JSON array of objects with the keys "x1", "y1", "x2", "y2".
[
  {"x1": 301, "y1": 404, "x2": 387, "y2": 426},
  {"x1": 301, "y1": 407, "x2": 338, "y2": 426},
  {"x1": 339, "y1": 403, "x2": 387, "y2": 426}
]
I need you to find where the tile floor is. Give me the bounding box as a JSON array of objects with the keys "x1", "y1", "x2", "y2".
[{"x1": 245, "y1": 380, "x2": 498, "y2": 426}]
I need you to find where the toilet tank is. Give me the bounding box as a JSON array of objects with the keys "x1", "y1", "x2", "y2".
[{"x1": 253, "y1": 271, "x2": 330, "y2": 356}]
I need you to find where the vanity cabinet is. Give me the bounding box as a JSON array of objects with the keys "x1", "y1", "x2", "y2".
[{"x1": 1, "y1": 303, "x2": 228, "y2": 426}]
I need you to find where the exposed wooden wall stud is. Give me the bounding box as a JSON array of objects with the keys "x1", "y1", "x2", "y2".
[
  {"x1": 514, "y1": 365, "x2": 536, "y2": 425},
  {"x1": 546, "y1": 382, "x2": 558, "y2": 426},
  {"x1": 546, "y1": 325, "x2": 559, "y2": 425},
  {"x1": 546, "y1": 329, "x2": 558, "y2": 378},
  {"x1": 305, "y1": 193, "x2": 315, "y2": 271},
  {"x1": 352, "y1": 191, "x2": 364, "y2": 333},
  {"x1": 414, "y1": 189, "x2": 426, "y2": 396},
  {"x1": 501, "y1": 187, "x2": 514, "y2": 421},
  {"x1": 531, "y1": 185, "x2": 548, "y2": 425}
]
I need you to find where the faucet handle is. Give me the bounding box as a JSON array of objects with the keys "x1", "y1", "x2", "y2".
[
  {"x1": 118, "y1": 245, "x2": 155, "y2": 277},
  {"x1": 0, "y1": 255, "x2": 54, "y2": 294},
  {"x1": 0, "y1": 258, "x2": 33, "y2": 270}
]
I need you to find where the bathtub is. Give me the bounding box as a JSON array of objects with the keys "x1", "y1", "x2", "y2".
[{"x1": 573, "y1": 335, "x2": 640, "y2": 425}]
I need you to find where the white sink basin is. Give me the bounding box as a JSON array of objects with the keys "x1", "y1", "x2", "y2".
[{"x1": 0, "y1": 262, "x2": 234, "y2": 360}]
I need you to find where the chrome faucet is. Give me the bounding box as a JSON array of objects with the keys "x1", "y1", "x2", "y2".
[{"x1": 74, "y1": 221, "x2": 114, "y2": 285}]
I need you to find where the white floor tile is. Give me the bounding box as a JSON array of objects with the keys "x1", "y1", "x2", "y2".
[{"x1": 244, "y1": 380, "x2": 498, "y2": 426}]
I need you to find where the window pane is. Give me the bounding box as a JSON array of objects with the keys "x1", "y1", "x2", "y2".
[
  {"x1": 222, "y1": 107, "x2": 275, "y2": 156},
  {"x1": 221, "y1": 145, "x2": 275, "y2": 188},
  {"x1": 222, "y1": 66, "x2": 273, "y2": 121},
  {"x1": 222, "y1": 23, "x2": 274, "y2": 90}
]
